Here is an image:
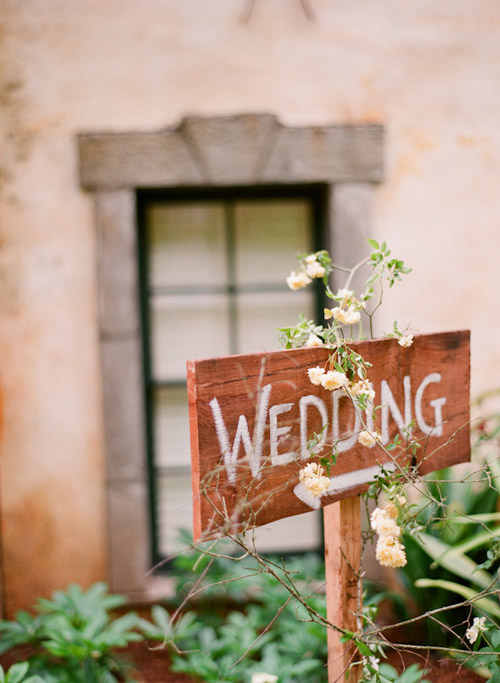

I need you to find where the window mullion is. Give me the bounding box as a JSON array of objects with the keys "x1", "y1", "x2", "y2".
[{"x1": 225, "y1": 201, "x2": 239, "y2": 355}]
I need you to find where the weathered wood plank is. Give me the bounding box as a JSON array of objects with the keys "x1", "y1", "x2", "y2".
[
  {"x1": 187, "y1": 330, "x2": 470, "y2": 541},
  {"x1": 324, "y1": 498, "x2": 362, "y2": 683}
]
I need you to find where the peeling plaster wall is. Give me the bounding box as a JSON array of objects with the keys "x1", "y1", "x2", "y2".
[{"x1": 1, "y1": 0, "x2": 500, "y2": 611}]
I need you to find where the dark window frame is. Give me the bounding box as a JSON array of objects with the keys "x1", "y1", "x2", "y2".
[{"x1": 137, "y1": 184, "x2": 329, "y2": 567}]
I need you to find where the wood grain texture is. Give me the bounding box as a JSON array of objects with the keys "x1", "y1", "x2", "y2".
[
  {"x1": 324, "y1": 498, "x2": 362, "y2": 683},
  {"x1": 187, "y1": 330, "x2": 470, "y2": 541}
]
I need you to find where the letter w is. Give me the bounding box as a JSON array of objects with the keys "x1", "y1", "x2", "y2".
[{"x1": 209, "y1": 385, "x2": 271, "y2": 485}]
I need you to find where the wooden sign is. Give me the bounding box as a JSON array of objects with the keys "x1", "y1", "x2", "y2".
[
  {"x1": 187, "y1": 329, "x2": 470, "y2": 683},
  {"x1": 187, "y1": 330, "x2": 470, "y2": 541}
]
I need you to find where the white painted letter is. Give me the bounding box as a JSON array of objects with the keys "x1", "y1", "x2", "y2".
[
  {"x1": 332, "y1": 390, "x2": 361, "y2": 453},
  {"x1": 299, "y1": 395, "x2": 328, "y2": 460},
  {"x1": 209, "y1": 384, "x2": 272, "y2": 485},
  {"x1": 269, "y1": 403, "x2": 294, "y2": 466},
  {"x1": 381, "y1": 376, "x2": 412, "y2": 444},
  {"x1": 415, "y1": 373, "x2": 447, "y2": 437}
]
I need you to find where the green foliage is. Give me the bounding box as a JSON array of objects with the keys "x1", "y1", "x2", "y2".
[
  {"x1": 447, "y1": 622, "x2": 500, "y2": 681},
  {"x1": 366, "y1": 240, "x2": 412, "y2": 288},
  {"x1": 475, "y1": 628, "x2": 500, "y2": 682},
  {"x1": 0, "y1": 583, "x2": 143, "y2": 682},
  {"x1": 163, "y1": 541, "x2": 328, "y2": 682},
  {"x1": 277, "y1": 314, "x2": 324, "y2": 349},
  {"x1": 282, "y1": 239, "x2": 412, "y2": 348},
  {"x1": 370, "y1": 662, "x2": 431, "y2": 683},
  {"x1": 149, "y1": 536, "x2": 425, "y2": 682},
  {"x1": 398, "y1": 403, "x2": 500, "y2": 649},
  {"x1": 398, "y1": 465, "x2": 500, "y2": 647},
  {"x1": 0, "y1": 662, "x2": 45, "y2": 683}
]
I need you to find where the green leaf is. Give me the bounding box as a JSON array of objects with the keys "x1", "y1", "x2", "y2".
[
  {"x1": 340, "y1": 631, "x2": 354, "y2": 643},
  {"x1": 445, "y1": 513, "x2": 500, "y2": 524},
  {"x1": 151, "y1": 605, "x2": 170, "y2": 631},
  {"x1": 290, "y1": 658, "x2": 323, "y2": 675},
  {"x1": 354, "y1": 639, "x2": 372, "y2": 656},
  {"x1": 491, "y1": 630, "x2": 500, "y2": 649},
  {"x1": 487, "y1": 457, "x2": 500, "y2": 496},
  {"x1": 413, "y1": 532, "x2": 494, "y2": 589},
  {"x1": 414, "y1": 578, "x2": 500, "y2": 618},
  {"x1": 398, "y1": 663, "x2": 430, "y2": 682},
  {"x1": 5, "y1": 663, "x2": 30, "y2": 683},
  {"x1": 378, "y1": 663, "x2": 398, "y2": 681},
  {"x1": 367, "y1": 238, "x2": 379, "y2": 249}
]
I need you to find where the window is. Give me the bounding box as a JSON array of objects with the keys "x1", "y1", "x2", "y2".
[
  {"x1": 137, "y1": 186, "x2": 327, "y2": 563},
  {"x1": 78, "y1": 114, "x2": 383, "y2": 595}
]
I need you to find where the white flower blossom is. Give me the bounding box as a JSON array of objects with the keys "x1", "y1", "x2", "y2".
[
  {"x1": 375, "y1": 535, "x2": 407, "y2": 568},
  {"x1": 299, "y1": 462, "x2": 324, "y2": 480},
  {"x1": 370, "y1": 507, "x2": 388, "y2": 527},
  {"x1": 336, "y1": 288, "x2": 353, "y2": 300},
  {"x1": 303, "y1": 474, "x2": 331, "y2": 497},
  {"x1": 251, "y1": 674, "x2": 279, "y2": 683},
  {"x1": 350, "y1": 379, "x2": 375, "y2": 402},
  {"x1": 339, "y1": 306, "x2": 361, "y2": 325},
  {"x1": 372, "y1": 516, "x2": 400, "y2": 539},
  {"x1": 305, "y1": 254, "x2": 318, "y2": 264},
  {"x1": 305, "y1": 261, "x2": 326, "y2": 279},
  {"x1": 383, "y1": 501, "x2": 399, "y2": 520},
  {"x1": 286, "y1": 270, "x2": 312, "y2": 291},
  {"x1": 306, "y1": 333, "x2": 323, "y2": 348},
  {"x1": 370, "y1": 507, "x2": 400, "y2": 537},
  {"x1": 465, "y1": 617, "x2": 487, "y2": 645},
  {"x1": 307, "y1": 366, "x2": 326, "y2": 386},
  {"x1": 398, "y1": 334, "x2": 414, "y2": 348},
  {"x1": 320, "y1": 370, "x2": 349, "y2": 391},
  {"x1": 299, "y1": 462, "x2": 331, "y2": 498},
  {"x1": 358, "y1": 430, "x2": 382, "y2": 448},
  {"x1": 325, "y1": 305, "x2": 361, "y2": 325},
  {"x1": 372, "y1": 502, "x2": 407, "y2": 568}
]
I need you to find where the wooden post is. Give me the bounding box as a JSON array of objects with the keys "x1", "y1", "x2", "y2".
[{"x1": 324, "y1": 496, "x2": 362, "y2": 683}]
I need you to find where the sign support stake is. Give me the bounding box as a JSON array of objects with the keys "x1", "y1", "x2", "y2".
[{"x1": 324, "y1": 496, "x2": 362, "y2": 683}]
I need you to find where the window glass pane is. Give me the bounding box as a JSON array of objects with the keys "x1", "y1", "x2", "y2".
[
  {"x1": 147, "y1": 203, "x2": 227, "y2": 289},
  {"x1": 156, "y1": 471, "x2": 193, "y2": 556},
  {"x1": 234, "y1": 200, "x2": 311, "y2": 286},
  {"x1": 150, "y1": 293, "x2": 231, "y2": 381},
  {"x1": 247, "y1": 511, "x2": 321, "y2": 554},
  {"x1": 144, "y1": 193, "x2": 323, "y2": 562},
  {"x1": 154, "y1": 386, "x2": 190, "y2": 469},
  {"x1": 237, "y1": 291, "x2": 314, "y2": 355}
]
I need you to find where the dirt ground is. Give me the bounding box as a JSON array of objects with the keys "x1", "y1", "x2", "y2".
[
  {"x1": 125, "y1": 640, "x2": 485, "y2": 682},
  {"x1": 0, "y1": 639, "x2": 486, "y2": 682}
]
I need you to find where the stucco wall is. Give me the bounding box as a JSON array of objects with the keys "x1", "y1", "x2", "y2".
[{"x1": 1, "y1": 0, "x2": 499, "y2": 612}]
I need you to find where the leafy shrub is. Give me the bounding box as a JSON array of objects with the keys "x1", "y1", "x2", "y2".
[
  {"x1": 158, "y1": 541, "x2": 328, "y2": 682},
  {"x1": 145, "y1": 535, "x2": 426, "y2": 682},
  {"x1": 0, "y1": 662, "x2": 45, "y2": 683},
  {"x1": 0, "y1": 583, "x2": 143, "y2": 682},
  {"x1": 398, "y1": 402, "x2": 500, "y2": 648}
]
